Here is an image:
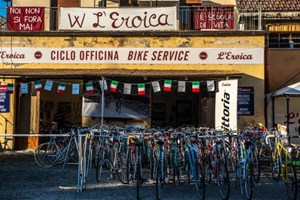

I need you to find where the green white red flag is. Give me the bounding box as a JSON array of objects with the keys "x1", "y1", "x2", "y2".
[
  {"x1": 57, "y1": 83, "x2": 66, "y2": 94},
  {"x1": 192, "y1": 81, "x2": 200, "y2": 93},
  {"x1": 110, "y1": 80, "x2": 118, "y2": 92},
  {"x1": 34, "y1": 80, "x2": 43, "y2": 91},
  {"x1": 85, "y1": 82, "x2": 94, "y2": 94},
  {"x1": 138, "y1": 83, "x2": 145, "y2": 95},
  {"x1": 164, "y1": 80, "x2": 172, "y2": 92},
  {"x1": 7, "y1": 83, "x2": 14, "y2": 94},
  {"x1": 0, "y1": 84, "x2": 7, "y2": 92}
]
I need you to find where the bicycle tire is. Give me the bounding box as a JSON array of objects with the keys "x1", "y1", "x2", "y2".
[
  {"x1": 285, "y1": 164, "x2": 298, "y2": 200},
  {"x1": 217, "y1": 160, "x2": 230, "y2": 200},
  {"x1": 271, "y1": 152, "x2": 281, "y2": 182},
  {"x1": 156, "y1": 158, "x2": 163, "y2": 200},
  {"x1": 252, "y1": 148, "x2": 261, "y2": 183},
  {"x1": 96, "y1": 147, "x2": 104, "y2": 182},
  {"x1": 136, "y1": 147, "x2": 142, "y2": 200},
  {"x1": 195, "y1": 162, "x2": 205, "y2": 200},
  {"x1": 117, "y1": 150, "x2": 130, "y2": 184},
  {"x1": 34, "y1": 142, "x2": 58, "y2": 168},
  {"x1": 244, "y1": 159, "x2": 253, "y2": 200}
]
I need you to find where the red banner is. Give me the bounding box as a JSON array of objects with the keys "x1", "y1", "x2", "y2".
[
  {"x1": 7, "y1": 7, "x2": 44, "y2": 31},
  {"x1": 194, "y1": 6, "x2": 234, "y2": 30}
]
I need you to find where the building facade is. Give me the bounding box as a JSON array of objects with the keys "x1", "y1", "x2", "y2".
[{"x1": 0, "y1": 0, "x2": 266, "y2": 150}]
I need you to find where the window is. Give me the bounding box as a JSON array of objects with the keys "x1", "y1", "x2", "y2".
[{"x1": 268, "y1": 33, "x2": 300, "y2": 48}]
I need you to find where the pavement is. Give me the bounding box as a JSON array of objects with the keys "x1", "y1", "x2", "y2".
[{"x1": 0, "y1": 151, "x2": 297, "y2": 200}]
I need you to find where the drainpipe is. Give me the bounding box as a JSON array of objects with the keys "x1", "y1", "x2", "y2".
[{"x1": 258, "y1": 8, "x2": 262, "y2": 30}]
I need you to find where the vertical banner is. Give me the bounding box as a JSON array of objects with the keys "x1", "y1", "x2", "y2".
[{"x1": 215, "y1": 79, "x2": 238, "y2": 131}]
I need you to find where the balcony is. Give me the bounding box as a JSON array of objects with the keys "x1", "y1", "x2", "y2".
[{"x1": 0, "y1": 4, "x2": 298, "y2": 32}]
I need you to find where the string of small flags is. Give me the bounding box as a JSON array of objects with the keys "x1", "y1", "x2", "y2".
[{"x1": 0, "y1": 79, "x2": 216, "y2": 95}]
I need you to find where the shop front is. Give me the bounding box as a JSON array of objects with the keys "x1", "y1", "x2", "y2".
[{"x1": 0, "y1": 32, "x2": 265, "y2": 149}]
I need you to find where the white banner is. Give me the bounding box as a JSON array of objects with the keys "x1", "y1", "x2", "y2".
[
  {"x1": 0, "y1": 47, "x2": 264, "y2": 64},
  {"x1": 215, "y1": 79, "x2": 238, "y2": 131},
  {"x1": 82, "y1": 94, "x2": 150, "y2": 118},
  {"x1": 59, "y1": 7, "x2": 177, "y2": 31}
]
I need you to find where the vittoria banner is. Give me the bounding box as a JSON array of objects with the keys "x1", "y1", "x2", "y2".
[
  {"x1": 58, "y1": 7, "x2": 177, "y2": 31},
  {"x1": 215, "y1": 79, "x2": 238, "y2": 131},
  {"x1": 7, "y1": 7, "x2": 45, "y2": 31}
]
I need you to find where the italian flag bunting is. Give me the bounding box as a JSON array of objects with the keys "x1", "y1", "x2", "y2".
[
  {"x1": 206, "y1": 81, "x2": 215, "y2": 92},
  {"x1": 7, "y1": 83, "x2": 14, "y2": 94},
  {"x1": 57, "y1": 83, "x2": 66, "y2": 94},
  {"x1": 151, "y1": 81, "x2": 161, "y2": 93},
  {"x1": 0, "y1": 84, "x2": 7, "y2": 92},
  {"x1": 192, "y1": 81, "x2": 200, "y2": 93},
  {"x1": 163, "y1": 80, "x2": 172, "y2": 92},
  {"x1": 20, "y1": 83, "x2": 28, "y2": 94},
  {"x1": 110, "y1": 80, "x2": 118, "y2": 92},
  {"x1": 138, "y1": 83, "x2": 145, "y2": 95},
  {"x1": 34, "y1": 80, "x2": 43, "y2": 91},
  {"x1": 123, "y1": 83, "x2": 131, "y2": 95},
  {"x1": 85, "y1": 82, "x2": 94, "y2": 94}
]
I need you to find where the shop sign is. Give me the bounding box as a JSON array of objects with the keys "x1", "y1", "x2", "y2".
[
  {"x1": 238, "y1": 87, "x2": 254, "y2": 116},
  {"x1": 0, "y1": 47, "x2": 264, "y2": 65},
  {"x1": 215, "y1": 79, "x2": 238, "y2": 131},
  {"x1": 0, "y1": 93, "x2": 9, "y2": 113},
  {"x1": 7, "y1": 7, "x2": 44, "y2": 31},
  {"x1": 59, "y1": 7, "x2": 177, "y2": 31},
  {"x1": 194, "y1": 6, "x2": 234, "y2": 30}
]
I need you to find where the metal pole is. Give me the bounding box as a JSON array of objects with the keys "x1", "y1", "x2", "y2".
[
  {"x1": 272, "y1": 96, "x2": 275, "y2": 127},
  {"x1": 287, "y1": 95, "x2": 290, "y2": 144},
  {"x1": 77, "y1": 130, "x2": 83, "y2": 193},
  {"x1": 101, "y1": 77, "x2": 105, "y2": 126}
]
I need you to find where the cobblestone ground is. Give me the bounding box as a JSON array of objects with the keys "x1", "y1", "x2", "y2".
[{"x1": 0, "y1": 151, "x2": 297, "y2": 200}]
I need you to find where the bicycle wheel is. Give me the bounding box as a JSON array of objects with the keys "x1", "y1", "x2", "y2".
[
  {"x1": 136, "y1": 148, "x2": 142, "y2": 200},
  {"x1": 96, "y1": 147, "x2": 105, "y2": 182},
  {"x1": 117, "y1": 150, "x2": 130, "y2": 184},
  {"x1": 195, "y1": 162, "x2": 205, "y2": 200},
  {"x1": 252, "y1": 148, "x2": 261, "y2": 183},
  {"x1": 285, "y1": 164, "x2": 298, "y2": 200},
  {"x1": 244, "y1": 159, "x2": 253, "y2": 200},
  {"x1": 217, "y1": 160, "x2": 230, "y2": 200},
  {"x1": 68, "y1": 138, "x2": 79, "y2": 163},
  {"x1": 34, "y1": 142, "x2": 58, "y2": 168},
  {"x1": 156, "y1": 158, "x2": 163, "y2": 200},
  {"x1": 271, "y1": 152, "x2": 281, "y2": 182}
]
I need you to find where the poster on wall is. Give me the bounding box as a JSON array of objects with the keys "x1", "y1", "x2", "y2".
[
  {"x1": 238, "y1": 87, "x2": 254, "y2": 116},
  {"x1": 0, "y1": 92, "x2": 10, "y2": 112},
  {"x1": 82, "y1": 93, "x2": 150, "y2": 119},
  {"x1": 215, "y1": 79, "x2": 238, "y2": 131}
]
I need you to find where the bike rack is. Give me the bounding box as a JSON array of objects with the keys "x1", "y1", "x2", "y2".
[{"x1": 0, "y1": 132, "x2": 88, "y2": 193}]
